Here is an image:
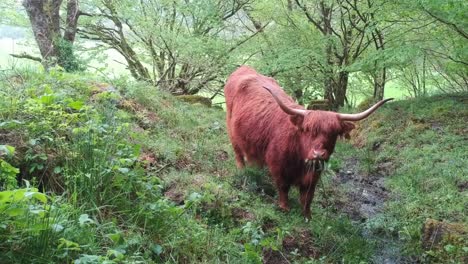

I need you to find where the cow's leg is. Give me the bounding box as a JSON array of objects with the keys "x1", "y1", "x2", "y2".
[
  {"x1": 299, "y1": 173, "x2": 320, "y2": 218},
  {"x1": 272, "y1": 174, "x2": 291, "y2": 212},
  {"x1": 276, "y1": 182, "x2": 291, "y2": 212},
  {"x1": 227, "y1": 121, "x2": 245, "y2": 169},
  {"x1": 232, "y1": 144, "x2": 245, "y2": 168},
  {"x1": 266, "y1": 151, "x2": 290, "y2": 211}
]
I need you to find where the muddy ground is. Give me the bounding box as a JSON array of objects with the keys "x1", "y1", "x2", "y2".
[
  {"x1": 162, "y1": 154, "x2": 409, "y2": 263},
  {"x1": 333, "y1": 157, "x2": 408, "y2": 264},
  {"x1": 262, "y1": 156, "x2": 409, "y2": 264}
]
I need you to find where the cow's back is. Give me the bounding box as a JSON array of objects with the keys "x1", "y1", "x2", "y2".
[
  {"x1": 224, "y1": 66, "x2": 296, "y2": 165},
  {"x1": 224, "y1": 66, "x2": 285, "y2": 117},
  {"x1": 224, "y1": 66, "x2": 259, "y2": 117}
]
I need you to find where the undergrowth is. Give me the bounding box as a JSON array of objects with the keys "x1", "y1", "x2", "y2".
[
  {"x1": 0, "y1": 67, "x2": 374, "y2": 263},
  {"x1": 1, "y1": 66, "x2": 465, "y2": 263}
]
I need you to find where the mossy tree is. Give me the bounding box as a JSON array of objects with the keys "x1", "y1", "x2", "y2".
[{"x1": 14, "y1": 0, "x2": 82, "y2": 71}]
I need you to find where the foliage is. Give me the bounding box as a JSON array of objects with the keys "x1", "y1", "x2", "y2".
[
  {"x1": 78, "y1": 0, "x2": 252, "y2": 95},
  {"x1": 0, "y1": 184, "x2": 58, "y2": 263},
  {"x1": 2, "y1": 0, "x2": 467, "y2": 102},
  {"x1": 0, "y1": 145, "x2": 18, "y2": 190},
  {"x1": 238, "y1": 0, "x2": 466, "y2": 104},
  {"x1": 0, "y1": 67, "x2": 384, "y2": 262},
  {"x1": 0, "y1": 1, "x2": 466, "y2": 263},
  {"x1": 55, "y1": 38, "x2": 84, "y2": 72}
]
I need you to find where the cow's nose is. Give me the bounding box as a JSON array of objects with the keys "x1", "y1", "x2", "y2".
[
  {"x1": 312, "y1": 150, "x2": 326, "y2": 159},
  {"x1": 312, "y1": 151, "x2": 321, "y2": 159}
]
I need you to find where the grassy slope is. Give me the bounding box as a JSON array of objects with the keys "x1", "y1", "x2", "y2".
[
  {"x1": 0, "y1": 68, "x2": 370, "y2": 263},
  {"x1": 126, "y1": 77, "x2": 373, "y2": 263},
  {"x1": 349, "y1": 93, "x2": 468, "y2": 262},
  {"x1": 121, "y1": 85, "x2": 468, "y2": 263},
  {"x1": 0, "y1": 68, "x2": 466, "y2": 263}
]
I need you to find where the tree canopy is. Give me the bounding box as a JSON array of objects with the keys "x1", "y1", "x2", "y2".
[{"x1": 6, "y1": 0, "x2": 468, "y2": 106}]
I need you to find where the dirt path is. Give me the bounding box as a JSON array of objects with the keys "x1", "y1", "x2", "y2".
[{"x1": 333, "y1": 157, "x2": 407, "y2": 264}]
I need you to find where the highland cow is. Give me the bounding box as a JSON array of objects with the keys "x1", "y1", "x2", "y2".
[{"x1": 224, "y1": 66, "x2": 392, "y2": 218}]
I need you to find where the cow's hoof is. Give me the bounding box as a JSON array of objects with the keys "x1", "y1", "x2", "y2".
[{"x1": 278, "y1": 203, "x2": 290, "y2": 212}]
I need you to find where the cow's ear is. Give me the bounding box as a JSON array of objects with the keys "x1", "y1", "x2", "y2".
[
  {"x1": 340, "y1": 121, "x2": 355, "y2": 139},
  {"x1": 289, "y1": 115, "x2": 304, "y2": 128}
]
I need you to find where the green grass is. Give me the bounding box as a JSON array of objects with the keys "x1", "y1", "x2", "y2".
[
  {"x1": 349, "y1": 93, "x2": 468, "y2": 262},
  {"x1": 0, "y1": 66, "x2": 376, "y2": 263},
  {"x1": 1, "y1": 65, "x2": 465, "y2": 263},
  {"x1": 122, "y1": 76, "x2": 375, "y2": 263}
]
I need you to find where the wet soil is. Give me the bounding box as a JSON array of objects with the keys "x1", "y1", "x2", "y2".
[
  {"x1": 263, "y1": 229, "x2": 318, "y2": 264},
  {"x1": 333, "y1": 157, "x2": 408, "y2": 264}
]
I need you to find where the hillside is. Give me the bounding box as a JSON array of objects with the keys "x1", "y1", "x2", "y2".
[
  {"x1": 0, "y1": 69, "x2": 466, "y2": 263},
  {"x1": 335, "y1": 94, "x2": 468, "y2": 263}
]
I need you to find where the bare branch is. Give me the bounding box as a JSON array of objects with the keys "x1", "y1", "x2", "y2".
[
  {"x1": 10, "y1": 52, "x2": 42, "y2": 62},
  {"x1": 422, "y1": 7, "x2": 468, "y2": 39},
  {"x1": 295, "y1": 0, "x2": 325, "y2": 33}
]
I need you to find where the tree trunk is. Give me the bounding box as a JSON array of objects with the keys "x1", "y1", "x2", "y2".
[
  {"x1": 372, "y1": 28, "x2": 386, "y2": 100},
  {"x1": 321, "y1": 2, "x2": 337, "y2": 108},
  {"x1": 333, "y1": 71, "x2": 349, "y2": 108},
  {"x1": 63, "y1": 0, "x2": 79, "y2": 42},
  {"x1": 373, "y1": 66, "x2": 386, "y2": 100},
  {"x1": 23, "y1": 0, "x2": 62, "y2": 68},
  {"x1": 287, "y1": 0, "x2": 294, "y2": 11},
  {"x1": 22, "y1": 0, "x2": 80, "y2": 70},
  {"x1": 422, "y1": 53, "x2": 427, "y2": 95}
]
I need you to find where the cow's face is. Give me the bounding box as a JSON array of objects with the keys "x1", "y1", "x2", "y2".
[
  {"x1": 261, "y1": 85, "x2": 391, "y2": 169},
  {"x1": 291, "y1": 112, "x2": 355, "y2": 168}
]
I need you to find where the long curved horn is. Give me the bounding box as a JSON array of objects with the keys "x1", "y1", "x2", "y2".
[
  {"x1": 263, "y1": 85, "x2": 308, "y2": 116},
  {"x1": 338, "y1": 98, "x2": 394, "y2": 121}
]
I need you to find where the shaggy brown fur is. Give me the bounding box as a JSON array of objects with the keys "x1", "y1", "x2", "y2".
[{"x1": 225, "y1": 66, "x2": 382, "y2": 217}]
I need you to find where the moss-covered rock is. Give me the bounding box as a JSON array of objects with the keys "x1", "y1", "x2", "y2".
[
  {"x1": 176, "y1": 95, "x2": 212, "y2": 107},
  {"x1": 356, "y1": 97, "x2": 377, "y2": 111},
  {"x1": 307, "y1": 99, "x2": 330, "y2": 110},
  {"x1": 422, "y1": 218, "x2": 467, "y2": 250}
]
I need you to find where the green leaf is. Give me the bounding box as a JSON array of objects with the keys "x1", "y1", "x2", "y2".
[
  {"x1": 39, "y1": 94, "x2": 55, "y2": 105},
  {"x1": 0, "y1": 145, "x2": 15, "y2": 156},
  {"x1": 67, "y1": 100, "x2": 84, "y2": 110},
  {"x1": 118, "y1": 167, "x2": 130, "y2": 174},
  {"x1": 444, "y1": 244, "x2": 455, "y2": 253},
  {"x1": 32, "y1": 192, "x2": 47, "y2": 203},
  {"x1": 5, "y1": 207, "x2": 26, "y2": 217},
  {"x1": 78, "y1": 214, "x2": 94, "y2": 226},
  {"x1": 0, "y1": 120, "x2": 22, "y2": 129},
  {"x1": 107, "y1": 232, "x2": 124, "y2": 245},
  {"x1": 29, "y1": 139, "x2": 37, "y2": 146},
  {"x1": 24, "y1": 191, "x2": 47, "y2": 203},
  {"x1": 54, "y1": 166, "x2": 62, "y2": 174},
  {"x1": 58, "y1": 238, "x2": 81, "y2": 250},
  {"x1": 107, "y1": 249, "x2": 125, "y2": 260},
  {"x1": 132, "y1": 144, "x2": 142, "y2": 157},
  {"x1": 151, "y1": 244, "x2": 163, "y2": 256},
  {"x1": 187, "y1": 192, "x2": 201, "y2": 201},
  {"x1": 0, "y1": 190, "x2": 13, "y2": 203},
  {"x1": 52, "y1": 224, "x2": 64, "y2": 232}
]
